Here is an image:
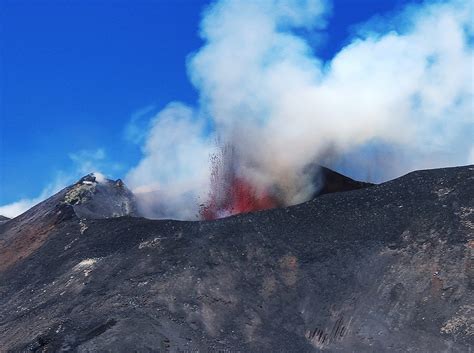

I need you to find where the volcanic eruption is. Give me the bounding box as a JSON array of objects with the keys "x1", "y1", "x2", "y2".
[
  {"x1": 122, "y1": 0, "x2": 473, "y2": 222},
  {"x1": 1, "y1": 0, "x2": 473, "y2": 349},
  {"x1": 199, "y1": 145, "x2": 281, "y2": 220}
]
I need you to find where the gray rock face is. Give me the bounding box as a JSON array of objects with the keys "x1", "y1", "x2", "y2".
[
  {"x1": 0, "y1": 166, "x2": 473, "y2": 352},
  {"x1": 63, "y1": 173, "x2": 138, "y2": 219}
]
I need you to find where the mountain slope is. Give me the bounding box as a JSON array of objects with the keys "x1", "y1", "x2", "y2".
[
  {"x1": 0, "y1": 216, "x2": 10, "y2": 224},
  {"x1": 0, "y1": 166, "x2": 472, "y2": 352},
  {"x1": 0, "y1": 173, "x2": 136, "y2": 272}
]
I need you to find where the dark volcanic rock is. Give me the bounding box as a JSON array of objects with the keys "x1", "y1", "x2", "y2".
[
  {"x1": 0, "y1": 215, "x2": 10, "y2": 224},
  {"x1": 0, "y1": 166, "x2": 473, "y2": 352},
  {"x1": 313, "y1": 166, "x2": 374, "y2": 197}
]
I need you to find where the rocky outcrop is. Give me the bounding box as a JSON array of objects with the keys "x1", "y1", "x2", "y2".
[
  {"x1": 0, "y1": 166, "x2": 472, "y2": 352},
  {"x1": 63, "y1": 174, "x2": 137, "y2": 219}
]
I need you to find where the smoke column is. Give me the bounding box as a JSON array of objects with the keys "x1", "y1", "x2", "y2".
[{"x1": 126, "y1": 0, "x2": 474, "y2": 220}]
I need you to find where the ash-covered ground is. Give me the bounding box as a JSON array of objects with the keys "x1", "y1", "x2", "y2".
[{"x1": 0, "y1": 166, "x2": 473, "y2": 352}]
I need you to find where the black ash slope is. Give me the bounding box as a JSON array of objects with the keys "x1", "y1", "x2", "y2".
[{"x1": 0, "y1": 166, "x2": 473, "y2": 352}]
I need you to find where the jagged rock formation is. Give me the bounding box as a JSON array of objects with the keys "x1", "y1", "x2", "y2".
[
  {"x1": 0, "y1": 166, "x2": 472, "y2": 352},
  {"x1": 63, "y1": 173, "x2": 137, "y2": 219}
]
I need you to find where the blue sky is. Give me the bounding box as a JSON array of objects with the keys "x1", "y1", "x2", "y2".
[
  {"x1": 1, "y1": 0, "x2": 205, "y2": 203},
  {"x1": 1, "y1": 0, "x2": 465, "y2": 211}
]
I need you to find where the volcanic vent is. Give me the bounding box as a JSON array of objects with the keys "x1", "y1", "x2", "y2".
[
  {"x1": 199, "y1": 145, "x2": 372, "y2": 220},
  {"x1": 199, "y1": 146, "x2": 279, "y2": 220}
]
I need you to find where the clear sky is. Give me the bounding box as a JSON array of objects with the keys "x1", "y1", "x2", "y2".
[{"x1": 0, "y1": 0, "x2": 454, "y2": 209}]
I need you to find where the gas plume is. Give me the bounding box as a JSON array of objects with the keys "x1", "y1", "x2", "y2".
[{"x1": 126, "y1": 0, "x2": 474, "y2": 220}]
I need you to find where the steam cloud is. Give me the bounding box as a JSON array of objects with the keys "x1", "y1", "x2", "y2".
[{"x1": 127, "y1": 0, "x2": 473, "y2": 220}]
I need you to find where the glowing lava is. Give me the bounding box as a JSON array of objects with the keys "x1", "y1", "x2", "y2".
[
  {"x1": 200, "y1": 176, "x2": 278, "y2": 220},
  {"x1": 200, "y1": 146, "x2": 279, "y2": 220}
]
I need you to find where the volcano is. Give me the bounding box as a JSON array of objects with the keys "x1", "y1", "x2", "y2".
[
  {"x1": 0, "y1": 166, "x2": 472, "y2": 352},
  {"x1": 200, "y1": 167, "x2": 373, "y2": 220},
  {"x1": 199, "y1": 146, "x2": 373, "y2": 220}
]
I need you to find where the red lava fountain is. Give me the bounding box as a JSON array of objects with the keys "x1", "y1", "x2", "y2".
[
  {"x1": 200, "y1": 146, "x2": 279, "y2": 220},
  {"x1": 200, "y1": 176, "x2": 278, "y2": 220}
]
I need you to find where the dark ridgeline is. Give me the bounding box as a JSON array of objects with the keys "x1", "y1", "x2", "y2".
[
  {"x1": 0, "y1": 215, "x2": 10, "y2": 224},
  {"x1": 312, "y1": 166, "x2": 374, "y2": 197},
  {"x1": 0, "y1": 166, "x2": 472, "y2": 352}
]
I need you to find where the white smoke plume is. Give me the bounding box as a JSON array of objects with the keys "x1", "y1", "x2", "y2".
[
  {"x1": 126, "y1": 0, "x2": 473, "y2": 219},
  {"x1": 126, "y1": 103, "x2": 216, "y2": 219}
]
